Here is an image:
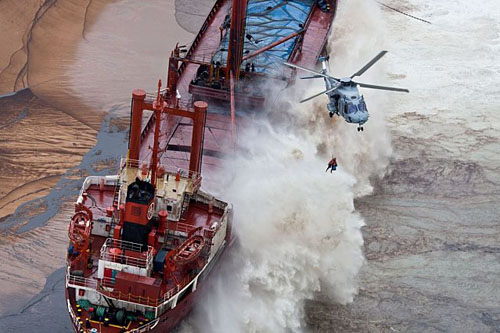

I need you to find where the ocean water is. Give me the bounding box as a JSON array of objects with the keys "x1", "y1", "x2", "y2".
[{"x1": 181, "y1": 0, "x2": 500, "y2": 332}]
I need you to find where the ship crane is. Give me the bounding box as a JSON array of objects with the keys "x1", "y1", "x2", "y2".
[{"x1": 68, "y1": 204, "x2": 93, "y2": 269}]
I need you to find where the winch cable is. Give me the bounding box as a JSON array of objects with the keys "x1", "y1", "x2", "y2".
[{"x1": 376, "y1": 1, "x2": 431, "y2": 25}]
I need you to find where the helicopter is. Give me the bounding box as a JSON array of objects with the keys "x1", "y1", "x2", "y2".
[{"x1": 284, "y1": 51, "x2": 409, "y2": 131}]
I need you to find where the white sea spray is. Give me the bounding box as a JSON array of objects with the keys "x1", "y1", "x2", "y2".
[{"x1": 183, "y1": 1, "x2": 395, "y2": 331}]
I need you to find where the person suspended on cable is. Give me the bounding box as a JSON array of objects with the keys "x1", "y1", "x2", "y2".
[{"x1": 325, "y1": 156, "x2": 337, "y2": 173}]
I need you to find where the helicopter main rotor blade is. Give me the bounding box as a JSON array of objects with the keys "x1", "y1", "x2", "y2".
[
  {"x1": 350, "y1": 50, "x2": 388, "y2": 78},
  {"x1": 356, "y1": 82, "x2": 409, "y2": 93},
  {"x1": 300, "y1": 86, "x2": 338, "y2": 103},
  {"x1": 284, "y1": 62, "x2": 338, "y2": 81},
  {"x1": 300, "y1": 75, "x2": 323, "y2": 79}
]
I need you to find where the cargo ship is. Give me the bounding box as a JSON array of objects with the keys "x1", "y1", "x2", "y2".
[{"x1": 65, "y1": 0, "x2": 337, "y2": 332}]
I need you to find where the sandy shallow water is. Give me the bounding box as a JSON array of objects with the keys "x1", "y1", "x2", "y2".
[{"x1": 0, "y1": 0, "x2": 193, "y2": 324}]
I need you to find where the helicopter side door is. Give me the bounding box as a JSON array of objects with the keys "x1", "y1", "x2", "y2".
[{"x1": 337, "y1": 98, "x2": 346, "y2": 118}]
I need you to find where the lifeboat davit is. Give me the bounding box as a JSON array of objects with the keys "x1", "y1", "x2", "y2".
[
  {"x1": 164, "y1": 235, "x2": 205, "y2": 284},
  {"x1": 68, "y1": 205, "x2": 93, "y2": 266},
  {"x1": 174, "y1": 235, "x2": 204, "y2": 265}
]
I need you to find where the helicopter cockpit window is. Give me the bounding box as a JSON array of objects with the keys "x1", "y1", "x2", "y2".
[
  {"x1": 348, "y1": 104, "x2": 357, "y2": 114},
  {"x1": 358, "y1": 100, "x2": 367, "y2": 111}
]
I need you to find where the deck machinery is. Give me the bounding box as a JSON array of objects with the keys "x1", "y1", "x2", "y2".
[{"x1": 65, "y1": 0, "x2": 337, "y2": 332}]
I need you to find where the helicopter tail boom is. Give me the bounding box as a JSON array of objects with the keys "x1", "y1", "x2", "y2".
[
  {"x1": 300, "y1": 75, "x2": 324, "y2": 79},
  {"x1": 300, "y1": 85, "x2": 339, "y2": 103}
]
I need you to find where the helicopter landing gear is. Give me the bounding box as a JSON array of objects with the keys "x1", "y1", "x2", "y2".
[
  {"x1": 327, "y1": 103, "x2": 337, "y2": 118},
  {"x1": 357, "y1": 126, "x2": 364, "y2": 132}
]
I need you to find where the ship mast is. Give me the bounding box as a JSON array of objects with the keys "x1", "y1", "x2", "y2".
[
  {"x1": 226, "y1": 0, "x2": 248, "y2": 82},
  {"x1": 226, "y1": 0, "x2": 247, "y2": 145},
  {"x1": 128, "y1": 83, "x2": 207, "y2": 181},
  {"x1": 150, "y1": 80, "x2": 166, "y2": 187}
]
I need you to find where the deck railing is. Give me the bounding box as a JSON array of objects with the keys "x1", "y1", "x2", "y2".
[
  {"x1": 66, "y1": 269, "x2": 98, "y2": 289},
  {"x1": 66, "y1": 263, "x2": 192, "y2": 308},
  {"x1": 177, "y1": 0, "x2": 224, "y2": 77},
  {"x1": 119, "y1": 158, "x2": 200, "y2": 182},
  {"x1": 76, "y1": 175, "x2": 119, "y2": 205},
  {"x1": 66, "y1": 240, "x2": 228, "y2": 311},
  {"x1": 67, "y1": 298, "x2": 83, "y2": 332},
  {"x1": 144, "y1": 92, "x2": 194, "y2": 110},
  {"x1": 100, "y1": 238, "x2": 154, "y2": 270},
  {"x1": 128, "y1": 318, "x2": 160, "y2": 332},
  {"x1": 94, "y1": 275, "x2": 191, "y2": 308},
  {"x1": 174, "y1": 221, "x2": 197, "y2": 234},
  {"x1": 105, "y1": 238, "x2": 144, "y2": 252}
]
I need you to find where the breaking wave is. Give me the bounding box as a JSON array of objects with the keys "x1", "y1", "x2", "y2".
[
  {"x1": 202, "y1": 125, "x2": 365, "y2": 332},
  {"x1": 184, "y1": 0, "x2": 392, "y2": 332},
  {"x1": 182, "y1": 1, "x2": 394, "y2": 332}
]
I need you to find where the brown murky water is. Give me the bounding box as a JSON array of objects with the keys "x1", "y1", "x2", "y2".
[
  {"x1": 304, "y1": 1, "x2": 500, "y2": 332},
  {"x1": 0, "y1": 0, "x2": 195, "y2": 327},
  {"x1": 1, "y1": 0, "x2": 499, "y2": 332}
]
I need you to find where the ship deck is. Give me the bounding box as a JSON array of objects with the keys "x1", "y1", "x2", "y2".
[
  {"x1": 80, "y1": 184, "x2": 224, "y2": 281},
  {"x1": 67, "y1": 289, "x2": 143, "y2": 333},
  {"x1": 68, "y1": 184, "x2": 224, "y2": 331},
  {"x1": 85, "y1": 184, "x2": 224, "y2": 232},
  {"x1": 137, "y1": 0, "x2": 336, "y2": 175}
]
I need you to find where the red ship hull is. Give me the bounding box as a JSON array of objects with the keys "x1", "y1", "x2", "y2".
[
  {"x1": 67, "y1": 238, "x2": 234, "y2": 333},
  {"x1": 65, "y1": 1, "x2": 337, "y2": 332}
]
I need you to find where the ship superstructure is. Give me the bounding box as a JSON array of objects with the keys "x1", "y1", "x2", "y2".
[
  {"x1": 66, "y1": 96, "x2": 232, "y2": 332},
  {"x1": 65, "y1": 0, "x2": 337, "y2": 332}
]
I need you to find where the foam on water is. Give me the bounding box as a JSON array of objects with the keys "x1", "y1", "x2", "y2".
[
  {"x1": 197, "y1": 123, "x2": 365, "y2": 332},
  {"x1": 183, "y1": 1, "x2": 396, "y2": 331},
  {"x1": 174, "y1": 1, "x2": 500, "y2": 330}
]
